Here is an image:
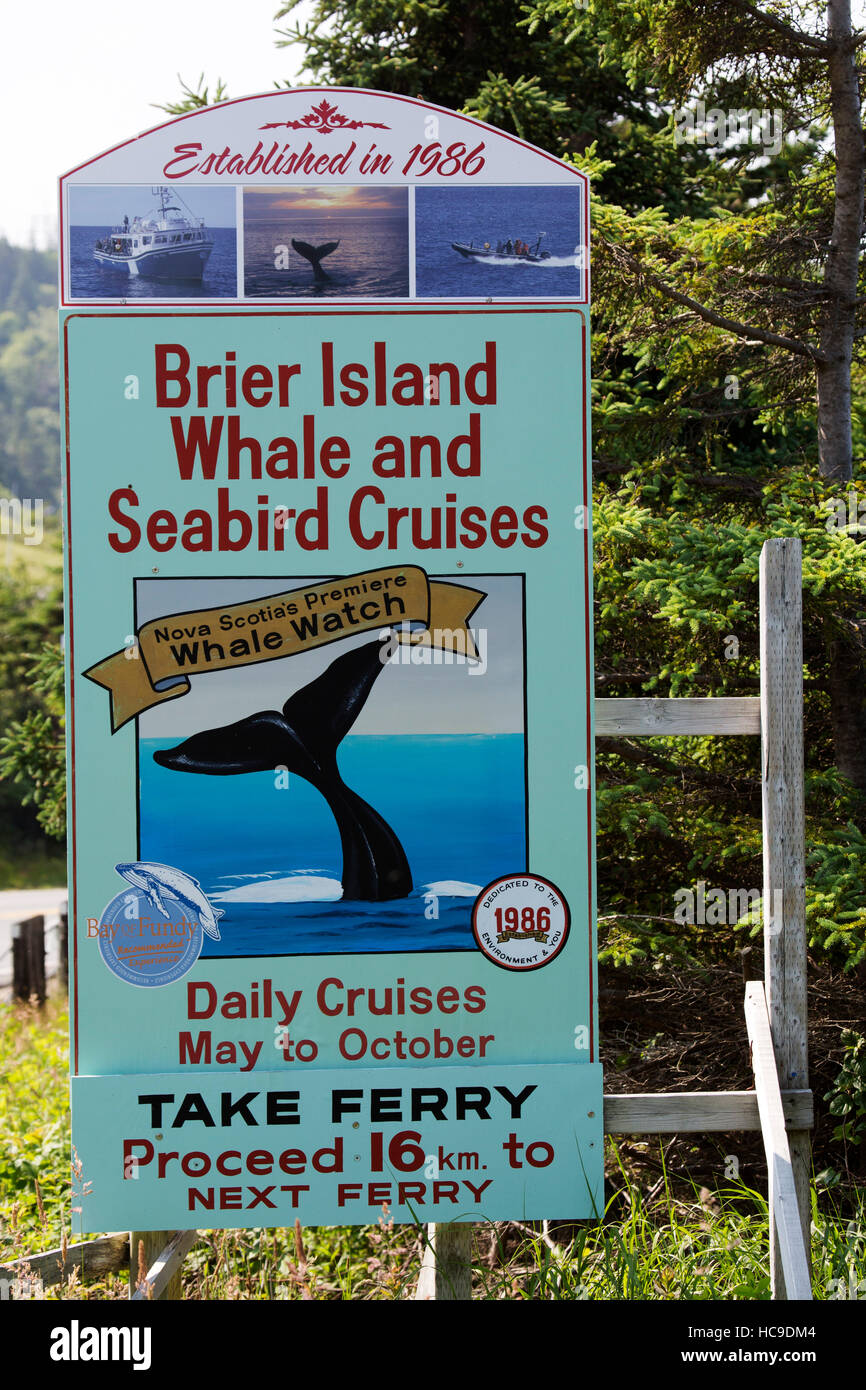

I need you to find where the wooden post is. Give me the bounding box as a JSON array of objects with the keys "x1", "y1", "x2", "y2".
[
  {"x1": 414, "y1": 1223, "x2": 473, "y2": 1300},
  {"x1": 129, "y1": 1231, "x2": 184, "y2": 1300},
  {"x1": 129, "y1": 1230, "x2": 197, "y2": 1302},
  {"x1": 760, "y1": 538, "x2": 810, "y2": 1298},
  {"x1": 12, "y1": 916, "x2": 46, "y2": 1005},
  {"x1": 59, "y1": 908, "x2": 69, "y2": 991}
]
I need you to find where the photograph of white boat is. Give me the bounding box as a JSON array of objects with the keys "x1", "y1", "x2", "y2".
[
  {"x1": 92, "y1": 187, "x2": 213, "y2": 280},
  {"x1": 66, "y1": 185, "x2": 237, "y2": 299}
]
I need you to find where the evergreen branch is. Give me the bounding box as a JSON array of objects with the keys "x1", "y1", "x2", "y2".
[
  {"x1": 595, "y1": 671, "x2": 762, "y2": 688},
  {"x1": 599, "y1": 737, "x2": 762, "y2": 792},
  {"x1": 602, "y1": 240, "x2": 827, "y2": 363},
  {"x1": 695, "y1": 472, "x2": 763, "y2": 496},
  {"x1": 597, "y1": 913, "x2": 682, "y2": 926},
  {"x1": 724, "y1": 0, "x2": 831, "y2": 53},
  {"x1": 734, "y1": 270, "x2": 829, "y2": 296}
]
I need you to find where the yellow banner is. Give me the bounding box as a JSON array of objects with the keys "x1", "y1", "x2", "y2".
[{"x1": 84, "y1": 566, "x2": 485, "y2": 731}]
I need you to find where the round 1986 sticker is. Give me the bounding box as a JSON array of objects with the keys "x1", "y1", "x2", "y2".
[{"x1": 472, "y1": 874, "x2": 570, "y2": 971}]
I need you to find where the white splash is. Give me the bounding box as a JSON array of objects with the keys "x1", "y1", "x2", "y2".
[
  {"x1": 213, "y1": 875, "x2": 343, "y2": 903},
  {"x1": 422, "y1": 880, "x2": 483, "y2": 897},
  {"x1": 480, "y1": 255, "x2": 581, "y2": 270}
]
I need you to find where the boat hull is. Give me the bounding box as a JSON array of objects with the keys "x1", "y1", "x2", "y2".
[
  {"x1": 93, "y1": 243, "x2": 213, "y2": 282},
  {"x1": 450, "y1": 242, "x2": 549, "y2": 264}
]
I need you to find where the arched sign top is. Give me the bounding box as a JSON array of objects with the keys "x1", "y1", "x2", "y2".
[
  {"x1": 60, "y1": 87, "x2": 589, "y2": 306},
  {"x1": 61, "y1": 87, "x2": 589, "y2": 188}
]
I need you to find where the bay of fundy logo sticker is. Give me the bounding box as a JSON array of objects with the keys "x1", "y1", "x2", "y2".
[
  {"x1": 89, "y1": 861, "x2": 222, "y2": 987},
  {"x1": 472, "y1": 874, "x2": 570, "y2": 971}
]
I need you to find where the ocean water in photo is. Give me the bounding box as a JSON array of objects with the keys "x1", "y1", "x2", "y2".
[
  {"x1": 243, "y1": 214, "x2": 409, "y2": 298},
  {"x1": 415, "y1": 185, "x2": 585, "y2": 298},
  {"x1": 69, "y1": 224, "x2": 238, "y2": 299},
  {"x1": 138, "y1": 733, "x2": 525, "y2": 958}
]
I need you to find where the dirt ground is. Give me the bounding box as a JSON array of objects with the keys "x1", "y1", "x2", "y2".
[{"x1": 597, "y1": 956, "x2": 866, "y2": 1205}]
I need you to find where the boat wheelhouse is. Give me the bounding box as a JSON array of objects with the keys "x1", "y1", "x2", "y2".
[{"x1": 93, "y1": 188, "x2": 214, "y2": 281}]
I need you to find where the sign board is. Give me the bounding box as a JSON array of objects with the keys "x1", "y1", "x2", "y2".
[{"x1": 60, "y1": 88, "x2": 600, "y2": 1231}]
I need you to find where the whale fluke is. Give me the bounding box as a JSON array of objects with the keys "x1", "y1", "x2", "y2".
[
  {"x1": 153, "y1": 640, "x2": 412, "y2": 902},
  {"x1": 291, "y1": 238, "x2": 340, "y2": 282}
]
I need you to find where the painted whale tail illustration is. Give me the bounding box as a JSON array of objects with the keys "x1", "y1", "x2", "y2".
[
  {"x1": 153, "y1": 640, "x2": 412, "y2": 902},
  {"x1": 291, "y1": 238, "x2": 340, "y2": 281}
]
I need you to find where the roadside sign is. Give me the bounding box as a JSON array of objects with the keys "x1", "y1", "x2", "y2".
[{"x1": 60, "y1": 88, "x2": 599, "y2": 1230}]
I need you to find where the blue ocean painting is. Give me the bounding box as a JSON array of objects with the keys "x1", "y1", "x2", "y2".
[
  {"x1": 415, "y1": 184, "x2": 585, "y2": 298},
  {"x1": 139, "y1": 734, "x2": 525, "y2": 957},
  {"x1": 69, "y1": 225, "x2": 238, "y2": 299}
]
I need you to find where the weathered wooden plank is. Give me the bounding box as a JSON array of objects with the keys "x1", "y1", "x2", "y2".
[
  {"x1": 0, "y1": 1232, "x2": 129, "y2": 1289},
  {"x1": 12, "y1": 915, "x2": 46, "y2": 1004},
  {"x1": 59, "y1": 909, "x2": 69, "y2": 991},
  {"x1": 129, "y1": 1230, "x2": 186, "y2": 1300},
  {"x1": 604, "y1": 1088, "x2": 812, "y2": 1133},
  {"x1": 595, "y1": 696, "x2": 761, "y2": 736},
  {"x1": 414, "y1": 1223, "x2": 473, "y2": 1300},
  {"x1": 745, "y1": 983, "x2": 812, "y2": 1300},
  {"x1": 760, "y1": 538, "x2": 810, "y2": 1299},
  {"x1": 129, "y1": 1229, "x2": 198, "y2": 1302}
]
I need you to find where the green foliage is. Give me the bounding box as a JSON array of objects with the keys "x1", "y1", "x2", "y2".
[
  {"x1": 0, "y1": 239, "x2": 55, "y2": 322},
  {"x1": 275, "y1": 0, "x2": 721, "y2": 214},
  {"x1": 592, "y1": 467, "x2": 866, "y2": 971},
  {"x1": 0, "y1": 565, "x2": 63, "y2": 856},
  {"x1": 0, "y1": 240, "x2": 60, "y2": 505},
  {"x1": 825, "y1": 1030, "x2": 866, "y2": 1150},
  {"x1": 0, "y1": 638, "x2": 66, "y2": 841},
  {"x1": 0, "y1": 843, "x2": 65, "y2": 890},
  {"x1": 475, "y1": 1166, "x2": 866, "y2": 1301},
  {"x1": 801, "y1": 827, "x2": 866, "y2": 971},
  {"x1": 154, "y1": 72, "x2": 230, "y2": 116},
  {"x1": 0, "y1": 1001, "x2": 70, "y2": 1256},
  {"x1": 0, "y1": 242, "x2": 64, "y2": 863}
]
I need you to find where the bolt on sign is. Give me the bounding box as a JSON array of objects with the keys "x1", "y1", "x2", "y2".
[{"x1": 60, "y1": 89, "x2": 600, "y2": 1230}]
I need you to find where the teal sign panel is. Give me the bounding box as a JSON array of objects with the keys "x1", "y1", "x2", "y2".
[
  {"x1": 60, "y1": 90, "x2": 598, "y2": 1232},
  {"x1": 73, "y1": 1065, "x2": 602, "y2": 1227}
]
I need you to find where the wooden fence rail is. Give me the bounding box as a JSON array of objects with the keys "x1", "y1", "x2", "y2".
[
  {"x1": 595, "y1": 695, "x2": 761, "y2": 736},
  {"x1": 0, "y1": 1233, "x2": 129, "y2": 1293},
  {"x1": 745, "y1": 982, "x2": 812, "y2": 1301}
]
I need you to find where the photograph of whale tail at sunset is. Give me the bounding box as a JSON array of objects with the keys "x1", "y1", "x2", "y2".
[{"x1": 242, "y1": 186, "x2": 410, "y2": 298}]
